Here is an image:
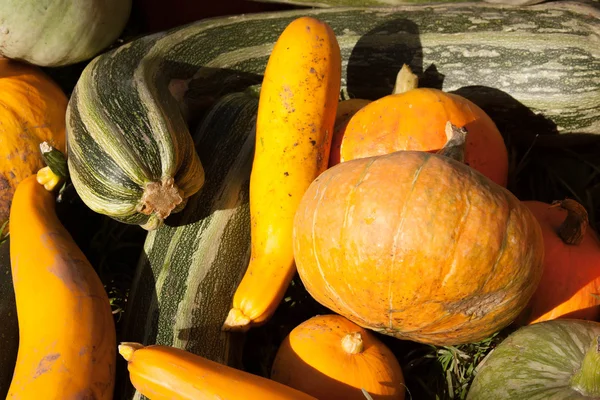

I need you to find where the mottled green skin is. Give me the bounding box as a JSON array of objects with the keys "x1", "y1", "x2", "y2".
[
  {"x1": 0, "y1": 0, "x2": 131, "y2": 67},
  {"x1": 254, "y1": 0, "x2": 546, "y2": 7},
  {"x1": 117, "y1": 93, "x2": 258, "y2": 400},
  {"x1": 0, "y1": 240, "x2": 18, "y2": 399},
  {"x1": 468, "y1": 319, "x2": 600, "y2": 399}
]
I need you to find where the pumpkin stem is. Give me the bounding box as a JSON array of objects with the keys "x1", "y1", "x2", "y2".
[
  {"x1": 137, "y1": 178, "x2": 184, "y2": 229},
  {"x1": 550, "y1": 199, "x2": 588, "y2": 245},
  {"x1": 570, "y1": 335, "x2": 600, "y2": 397},
  {"x1": 392, "y1": 64, "x2": 419, "y2": 94},
  {"x1": 437, "y1": 122, "x2": 468, "y2": 163},
  {"x1": 118, "y1": 342, "x2": 146, "y2": 362},
  {"x1": 341, "y1": 332, "x2": 364, "y2": 355}
]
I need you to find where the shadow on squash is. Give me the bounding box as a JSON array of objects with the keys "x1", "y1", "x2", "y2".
[
  {"x1": 0, "y1": 240, "x2": 18, "y2": 399},
  {"x1": 347, "y1": 18, "x2": 424, "y2": 100},
  {"x1": 114, "y1": 249, "x2": 159, "y2": 400}
]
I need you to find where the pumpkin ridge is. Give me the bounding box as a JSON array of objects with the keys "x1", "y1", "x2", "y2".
[
  {"x1": 441, "y1": 183, "x2": 472, "y2": 289},
  {"x1": 388, "y1": 152, "x2": 431, "y2": 329},
  {"x1": 472, "y1": 182, "x2": 512, "y2": 296},
  {"x1": 316, "y1": 169, "x2": 363, "y2": 321}
]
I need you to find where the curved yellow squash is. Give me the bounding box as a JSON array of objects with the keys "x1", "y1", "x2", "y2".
[
  {"x1": 7, "y1": 175, "x2": 116, "y2": 399},
  {"x1": 223, "y1": 16, "x2": 342, "y2": 331}
]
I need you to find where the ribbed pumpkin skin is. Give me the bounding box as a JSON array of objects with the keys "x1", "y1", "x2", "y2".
[
  {"x1": 467, "y1": 319, "x2": 600, "y2": 400},
  {"x1": 516, "y1": 201, "x2": 600, "y2": 325},
  {"x1": 118, "y1": 93, "x2": 257, "y2": 400},
  {"x1": 0, "y1": 59, "x2": 67, "y2": 236},
  {"x1": 340, "y1": 89, "x2": 509, "y2": 187},
  {"x1": 293, "y1": 151, "x2": 545, "y2": 346},
  {"x1": 0, "y1": 0, "x2": 131, "y2": 67}
]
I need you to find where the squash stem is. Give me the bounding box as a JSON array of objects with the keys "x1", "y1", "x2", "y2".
[
  {"x1": 550, "y1": 199, "x2": 588, "y2": 245},
  {"x1": 137, "y1": 178, "x2": 184, "y2": 229},
  {"x1": 570, "y1": 335, "x2": 600, "y2": 397},
  {"x1": 437, "y1": 122, "x2": 468, "y2": 163},
  {"x1": 119, "y1": 342, "x2": 146, "y2": 362},
  {"x1": 341, "y1": 332, "x2": 364, "y2": 354},
  {"x1": 392, "y1": 64, "x2": 419, "y2": 94}
]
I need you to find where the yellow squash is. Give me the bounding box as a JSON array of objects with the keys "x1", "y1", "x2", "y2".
[
  {"x1": 223, "y1": 16, "x2": 342, "y2": 331},
  {"x1": 7, "y1": 175, "x2": 116, "y2": 399},
  {"x1": 0, "y1": 58, "x2": 67, "y2": 237},
  {"x1": 119, "y1": 342, "x2": 317, "y2": 400}
]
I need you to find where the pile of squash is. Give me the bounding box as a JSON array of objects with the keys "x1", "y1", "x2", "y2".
[{"x1": 1, "y1": 1, "x2": 599, "y2": 399}]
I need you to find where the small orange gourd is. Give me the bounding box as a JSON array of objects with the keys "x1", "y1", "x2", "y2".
[
  {"x1": 223, "y1": 16, "x2": 341, "y2": 331},
  {"x1": 340, "y1": 64, "x2": 508, "y2": 187},
  {"x1": 119, "y1": 342, "x2": 317, "y2": 400},
  {"x1": 271, "y1": 314, "x2": 406, "y2": 400},
  {"x1": 516, "y1": 200, "x2": 600, "y2": 325},
  {"x1": 0, "y1": 58, "x2": 67, "y2": 237},
  {"x1": 7, "y1": 175, "x2": 116, "y2": 399}
]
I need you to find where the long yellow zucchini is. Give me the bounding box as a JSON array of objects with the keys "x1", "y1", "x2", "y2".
[{"x1": 223, "y1": 16, "x2": 342, "y2": 331}]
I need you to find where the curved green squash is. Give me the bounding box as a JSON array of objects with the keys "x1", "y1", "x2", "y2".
[
  {"x1": 117, "y1": 92, "x2": 257, "y2": 400},
  {"x1": 467, "y1": 319, "x2": 600, "y2": 399},
  {"x1": 0, "y1": 239, "x2": 18, "y2": 399},
  {"x1": 0, "y1": 0, "x2": 132, "y2": 67},
  {"x1": 66, "y1": 57, "x2": 206, "y2": 231}
]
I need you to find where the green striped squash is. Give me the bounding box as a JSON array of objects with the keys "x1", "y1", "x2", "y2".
[
  {"x1": 251, "y1": 0, "x2": 547, "y2": 8},
  {"x1": 66, "y1": 60, "x2": 206, "y2": 231},
  {"x1": 467, "y1": 319, "x2": 600, "y2": 399},
  {"x1": 117, "y1": 92, "x2": 257, "y2": 400},
  {"x1": 0, "y1": 240, "x2": 18, "y2": 399}
]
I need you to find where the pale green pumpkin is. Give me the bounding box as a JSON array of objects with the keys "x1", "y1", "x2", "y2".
[
  {"x1": 468, "y1": 319, "x2": 600, "y2": 399},
  {"x1": 0, "y1": 0, "x2": 132, "y2": 67}
]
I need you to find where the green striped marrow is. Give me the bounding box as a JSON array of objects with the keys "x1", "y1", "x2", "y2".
[
  {"x1": 251, "y1": 0, "x2": 547, "y2": 8},
  {"x1": 117, "y1": 92, "x2": 257, "y2": 400},
  {"x1": 65, "y1": 2, "x2": 599, "y2": 205},
  {"x1": 66, "y1": 60, "x2": 206, "y2": 231},
  {"x1": 0, "y1": 240, "x2": 18, "y2": 399},
  {"x1": 467, "y1": 319, "x2": 600, "y2": 399}
]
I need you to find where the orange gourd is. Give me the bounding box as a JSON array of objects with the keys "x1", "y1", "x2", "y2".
[
  {"x1": 0, "y1": 58, "x2": 67, "y2": 237},
  {"x1": 329, "y1": 99, "x2": 371, "y2": 167},
  {"x1": 223, "y1": 16, "x2": 341, "y2": 331},
  {"x1": 340, "y1": 65, "x2": 508, "y2": 187},
  {"x1": 293, "y1": 124, "x2": 544, "y2": 346},
  {"x1": 271, "y1": 314, "x2": 406, "y2": 400},
  {"x1": 119, "y1": 342, "x2": 317, "y2": 400},
  {"x1": 516, "y1": 200, "x2": 600, "y2": 325},
  {"x1": 7, "y1": 175, "x2": 116, "y2": 399}
]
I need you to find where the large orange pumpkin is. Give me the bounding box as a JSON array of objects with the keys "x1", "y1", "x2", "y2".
[
  {"x1": 339, "y1": 65, "x2": 508, "y2": 187},
  {"x1": 271, "y1": 314, "x2": 405, "y2": 400},
  {"x1": 0, "y1": 58, "x2": 67, "y2": 236},
  {"x1": 515, "y1": 200, "x2": 600, "y2": 325},
  {"x1": 292, "y1": 124, "x2": 544, "y2": 346}
]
